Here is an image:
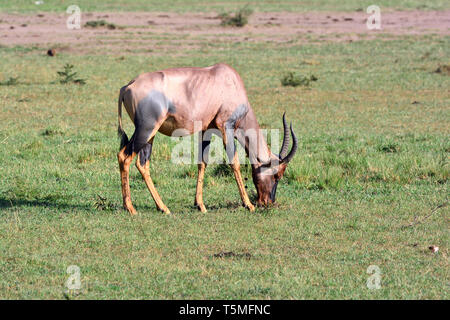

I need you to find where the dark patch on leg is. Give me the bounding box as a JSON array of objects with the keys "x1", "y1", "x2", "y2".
[
  {"x1": 224, "y1": 129, "x2": 236, "y2": 163},
  {"x1": 139, "y1": 143, "x2": 152, "y2": 167},
  {"x1": 136, "y1": 90, "x2": 175, "y2": 123},
  {"x1": 202, "y1": 140, "x2": 211, "y2": 163},
  {"x1": 226, "y1": 103, "x2": 249, "y2": 129},
  {"x1": 124, "y1": 133, "x2": 135, "y2": 156},
  {"x1": 129, "y1": 90, "x2": 174, "y2": 154},
  {"x1": 167, "y1": 100, "x2": 176, "y2": 114},
  {"x1": 224, "y1": 103, "x2": 248, "y2": 163},
  {"x1": 132, "y1": 124, "x2": 154, "y2": 154},
  {"x1": 199, "y1": 131, "x2": 212, "y2": 164}
]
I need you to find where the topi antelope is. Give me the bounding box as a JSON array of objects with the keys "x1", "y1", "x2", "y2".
[{"x1": 117, "y1": 63, "x2": 297, "y2": 215}]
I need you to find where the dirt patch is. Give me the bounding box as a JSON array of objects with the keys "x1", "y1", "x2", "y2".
[{"x1": 0, "y1": 10, "x2": 449, "y2": 54}]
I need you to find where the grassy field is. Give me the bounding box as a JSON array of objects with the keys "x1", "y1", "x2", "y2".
[{"x1": 0, "y1": 1, "x2": 449, "y2": 299}]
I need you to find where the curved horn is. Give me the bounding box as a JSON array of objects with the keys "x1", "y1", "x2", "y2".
[
  {"x1": 279, "y1": 112, "x2": 290, "y2": 159},
  {"x1": 281, "y1": 123, "x2": 298, "y2": 164}
]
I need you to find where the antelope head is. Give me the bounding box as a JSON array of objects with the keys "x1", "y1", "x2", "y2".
[{"x1": 252, "y1": 113, "x2": 298, "y2": 206}]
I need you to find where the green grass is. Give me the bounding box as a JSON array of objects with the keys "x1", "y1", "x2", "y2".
[
  {"x1": 2, "y1": 0, "x2": 449, "y2": 13},
  {"x1": 0, "y1": 4, "x2": 449, "y2": 299}
]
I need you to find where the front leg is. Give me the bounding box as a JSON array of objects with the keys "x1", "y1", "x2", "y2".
[
  {"x1": 195, "y1": 162, "x2": 207, "y2": 213},
  {"x1": 230, "y1": 154, "x2": 255, "y2": 211},
  {"x1": 223, "y1": 128, "x2": 255, "y2": 211}
]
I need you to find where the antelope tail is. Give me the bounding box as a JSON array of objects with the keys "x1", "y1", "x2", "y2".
[{"x1": 118, "y1": 87, "x2": 129, "y2": 150}]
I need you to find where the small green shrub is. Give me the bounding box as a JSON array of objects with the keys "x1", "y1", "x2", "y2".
[
  {"x1": 57, "y1": 63, "x2": 86, "y2": 85},
  {"x1": 93, "y1": 195, "x2": 117, "y2": 211},
  {"x1": 219, "y1": 6, "x2": 253, "y2": 27},
  {"x1": 0, "y1": 76, "x2": 19, "y2": 86},
  {"x1": 85, "y1": 20, "x2": 117, "y2": 30},
  {"x1": 378, "y1": 143, "x2": 400, "y2": 153},
  {"x1": 42, "y1": 126, "x2": 64, "y2": 136},
  {"x1": 433, "y1": 64, "x2": 450, "y2": 76},
  {"x1": 281, "y1": 72, "x2": 318, "y2": 87}
]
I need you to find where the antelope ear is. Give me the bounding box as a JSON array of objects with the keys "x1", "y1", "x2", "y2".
[
  {"x1": 265, "y1": 162, "x2": 287, "y2": 177},
  {"x1": 276, "y1": 162, "x2": 288, "y2": 178}
]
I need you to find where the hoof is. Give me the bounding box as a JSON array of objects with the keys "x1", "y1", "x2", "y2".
[
  {"x1": 125, "y1": 206, "x2": 137, "y2": 216},
  {"x1": 195, "y1": 203, "x2": 207, "y2": 213},
  {"x1": 158, "y1": 207, "x2": 171, "y2": 215},
  {"x1": 245, "y1": 203, "x2": 255, "y2": 212}
]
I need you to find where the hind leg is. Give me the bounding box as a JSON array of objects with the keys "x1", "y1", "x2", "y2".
[
  {"x1": 135, "y1": 137, "x2": 171, "y2": 214},
  {"x1": 118, "y1": 147, "x2": 137, "y2": 215},
  {"x1": 118, "y1": 102, "x2": 166, "y2": 215}
]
